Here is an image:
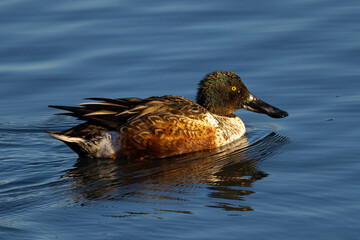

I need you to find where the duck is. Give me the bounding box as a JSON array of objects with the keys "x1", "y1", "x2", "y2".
[{"x1": 48, "y1": 71, "x2": 288, "y2": 159}]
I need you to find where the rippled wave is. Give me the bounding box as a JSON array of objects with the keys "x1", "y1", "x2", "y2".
[{"x1": 64, "y1": 128, "x2": 290, "y2": 216}]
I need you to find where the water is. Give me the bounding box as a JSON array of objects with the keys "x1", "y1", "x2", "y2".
[{"x1": 1, "y1": 0, "x2": 359, "y2": 239}]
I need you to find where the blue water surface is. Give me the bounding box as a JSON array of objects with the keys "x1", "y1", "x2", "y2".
[{"x1": 1, "y1": 0, "x2": 359, "y2": 239}]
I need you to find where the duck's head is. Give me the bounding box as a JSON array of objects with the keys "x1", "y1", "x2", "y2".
[{"x1": 196, "y1": 71, "x2": 288, "y2": 118}]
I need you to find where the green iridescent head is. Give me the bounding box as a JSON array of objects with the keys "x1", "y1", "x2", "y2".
[{"x1": 196, "y1": 71, "x2": 288, "y2": 118}]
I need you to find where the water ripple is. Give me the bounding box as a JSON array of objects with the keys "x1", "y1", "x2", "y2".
[{"x1": 64, "y1": 127, "x2": 290, "y2": 216}]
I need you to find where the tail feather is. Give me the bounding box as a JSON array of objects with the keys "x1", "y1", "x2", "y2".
[
  {"x1": 47, "y1": 131, "x2": 89, "y2": 156},
  {"x1": 47, "y1": 131, "x2": 84, "y2": 143},
  {"x1": 47, "y1": 131, "x2": 119, "y2": 158},
  {"x1": 48, "y1": 105, "x2": 92, "y2": 119}
]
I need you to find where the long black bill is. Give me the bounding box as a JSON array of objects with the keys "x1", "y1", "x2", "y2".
[{"x1": 242, "y1": 95, "x2": 288, "y2": 118}]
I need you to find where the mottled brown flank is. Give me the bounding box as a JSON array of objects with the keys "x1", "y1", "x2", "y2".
[{"x1": 120, "y1": 115, "x2": 217, "y2": 159}]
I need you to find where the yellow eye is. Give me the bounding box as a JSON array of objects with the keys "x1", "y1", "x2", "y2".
[{"x1": 232, "y1": 86, "x2": 237, "y2": 91}]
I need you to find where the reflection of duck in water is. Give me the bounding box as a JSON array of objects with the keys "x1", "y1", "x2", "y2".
[
  {"x1": 66, "y1": 132, "x2": 289, "y2": 214},
  {"x1": 48, "y1": 71, "x2": 288, "y2": 159}
]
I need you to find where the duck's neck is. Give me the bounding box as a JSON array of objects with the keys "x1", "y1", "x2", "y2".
[{"x1": 196, "y1": 99, "x2": 236, "y2": 117}]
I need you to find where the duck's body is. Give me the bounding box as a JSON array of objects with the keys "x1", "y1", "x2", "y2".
[{"x1": 48, "y1": 71, "x2": 288, "y2": 159}]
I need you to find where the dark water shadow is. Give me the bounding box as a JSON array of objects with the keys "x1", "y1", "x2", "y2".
[{"x1": 64, "y1": 131, "x2": 289, "y2": 216}]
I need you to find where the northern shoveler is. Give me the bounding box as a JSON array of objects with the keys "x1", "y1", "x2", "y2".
[{"x1": 48, "y1": 71, "x2": 288, "y2": 159}]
